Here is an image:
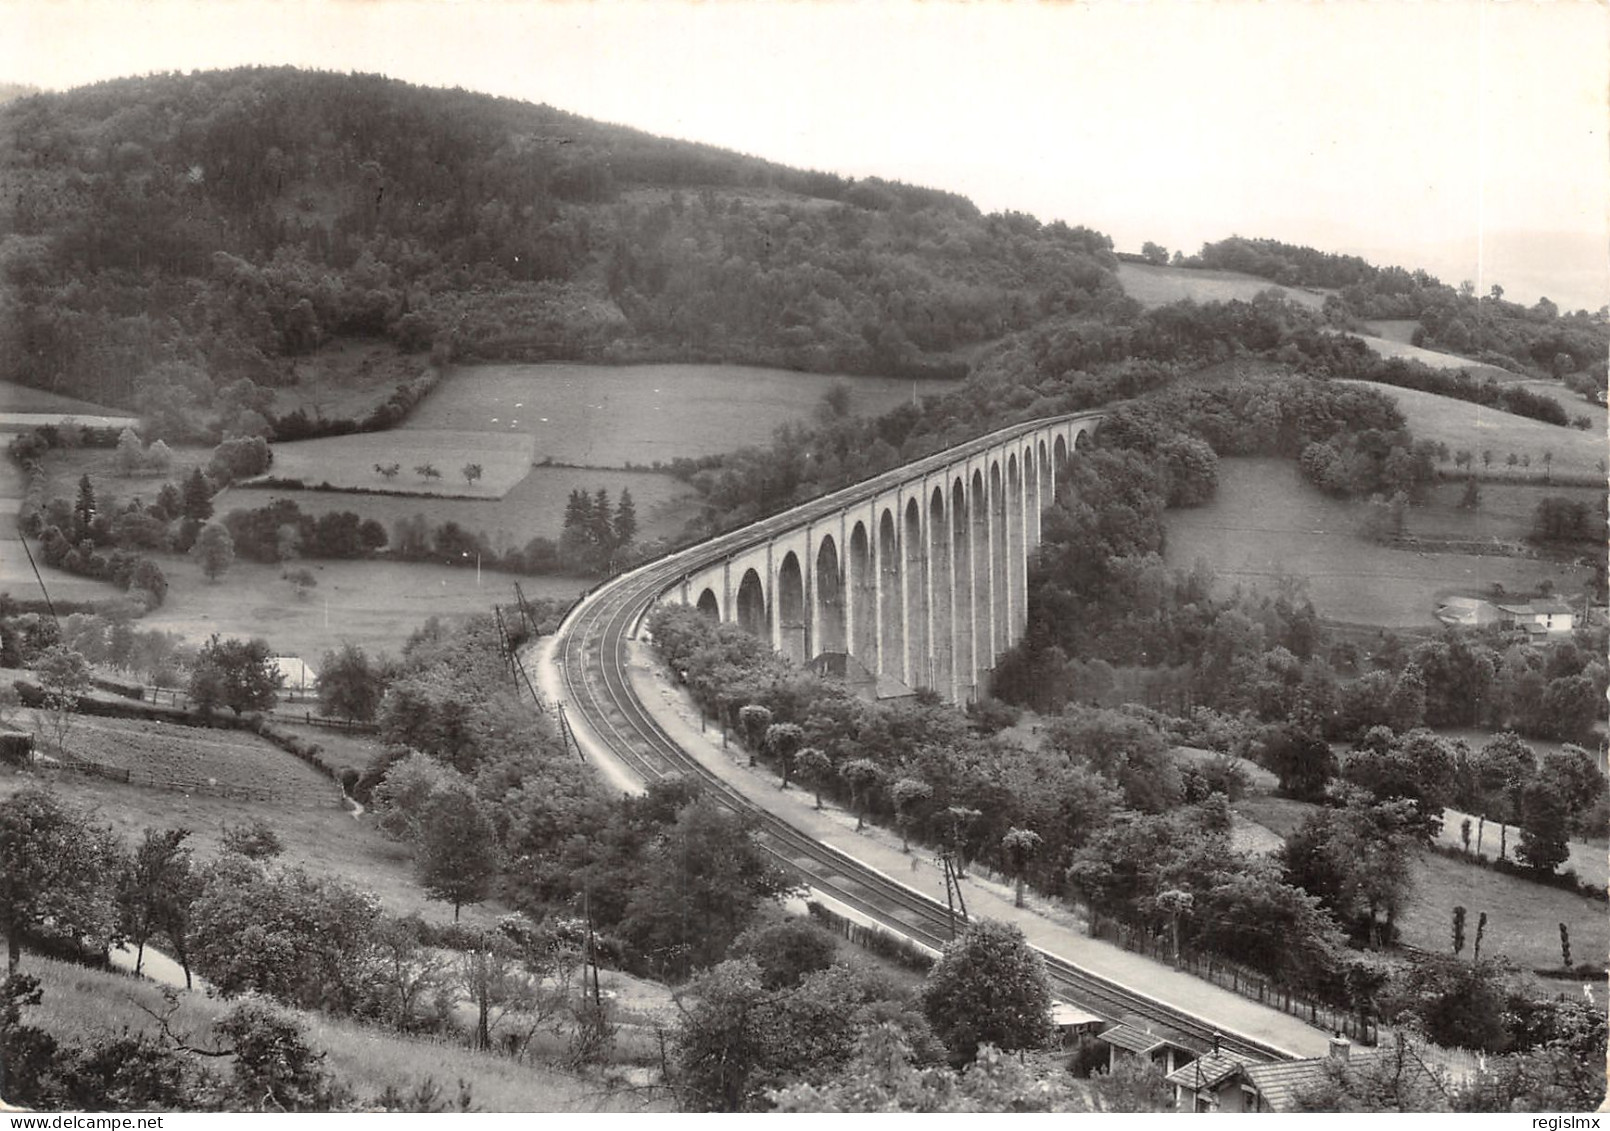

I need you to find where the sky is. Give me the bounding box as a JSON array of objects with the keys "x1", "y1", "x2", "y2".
[{"x1": 4, "y1": 0, "x2": 1607, "y2": 311}]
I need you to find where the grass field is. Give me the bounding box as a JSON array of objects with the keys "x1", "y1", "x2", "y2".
[
  {"x1": 1115, "y1": 262, "x2": 1328, "y2": 312},
  {"x1": 1232, "y1": 794, "x2": 1608, "y2": 971},
  {"x1": 1335, "y1": 380, "x2": 1605, "y2": 481},
  {"x1": 1409, "y1": 480, "x2": 1603, "y2": 543},
  {"x1": 405, "y1": 362, "x2": 963, "y2": 467},
  {"x1": 21, "y1": 954, "x2": 664, "y2": 1112},
  {"x1": 0, "y1": 761, "x2": 505, "y2": 929},
  {"x1": 52, "y1": 715, "x2": 336, "y2": 803},
  {"x1": 256, "y1": 429, "x2": 535, "y2": 497},
  {"x1": 0, "y1": 380, "x2": 129, "y2": 419},
  {"x1": 136, "y1": 552, "x2": 588, "y2": 662},
  {"x1": 230, "y1": 464, "x2": 700, "y2": 553},
  {"x1": 1163, "y1": 458, "x2": 1589, "y2": 628}
]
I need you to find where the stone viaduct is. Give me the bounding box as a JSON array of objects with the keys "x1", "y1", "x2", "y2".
[{"x1": 665, "y1": 412, "x2": 1101, "y2": 705}]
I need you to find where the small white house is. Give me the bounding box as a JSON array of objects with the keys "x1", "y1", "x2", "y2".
[{"x1": 1496, "y1": 600, "x2": 1576, "y2": 636}]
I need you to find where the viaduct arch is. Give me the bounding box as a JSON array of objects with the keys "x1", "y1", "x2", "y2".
[{"x1": 668, "y1": 413, "x2": 1100, "y2": 705}]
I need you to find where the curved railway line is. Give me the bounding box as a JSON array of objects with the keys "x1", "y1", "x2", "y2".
[{"x1": 543, "y1": 413, "x2": 1299, "y2": 1063}]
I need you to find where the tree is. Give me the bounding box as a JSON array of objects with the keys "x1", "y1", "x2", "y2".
[
  {"x1": 216, "y1": 1000, "x2": 344, "y2": 1112},
  {"x1": 72, "y1": 474, "x2": 96, "y2": 540},
  {"x1": 731, "y1": 919, "x2": 837, "y2": 990},
  {"x1": 796, "y1": 747, "x2": 833, "y2": 810},
  {"x1": 764, "y1": 721, "x2": 805, "y2": 788},
  {"x1": 414, "y1": 463, "x2": 441, "y2": 482},
  {"x1": 318, "y1": 642, "x2": 383, "y2": 723},
  {"x1": 189, "y1": 857, "x2": 380, "y2": 1013},
  {"x1": 841, "y1": 758, "x2": 883, "y2": 831},
  {"x1": 190, "y1": 521, "x2": 235, "y2": 582},
  {"x1": 461, "y1": 462, "x2": 483, "y2": 487},
  {"x1": 375, "y1": 462, "x2": 400, "y2": 482},
  {"x1": 1451, "y1": 905, "x2": 1466, "y2": 957},
  {"x1": 221, "y1": 817, "x2": 284, "y2": 859},
  {"x1": 114, "y1": 427, "x2": 144, "y2": 476},
  {"x1": 1538, "y1": 745, "x2": 1606, "y2": 836},
  {"x1": 31, "y1": 644, "x2": 90, "y2": 754},
  {"x1": 115, "y1": 828, "x2": 197, "y2": 978},
  {"x1": 1140, "y1": 241, "x2": 1170, "y2": 266},
  {"x1": 613, "y1": 487, "x2": 638, "y2": 548},
  {"x1": 673, "y1": 958, "x2": 777, "y2": 1111},
  {"x1": 0, "y1": 788, "x2": 122, "y2": 974},
  {"x1": 416, "y1": 786, "x2": 500, "y2": 921},
  {"x1": 921, "y1": 919, "x2": 1052, "y2": 1062},
  {"x1": 618, "y1": 796, "x2": 793, "y2": 977},
  {"x1": 180, "y1": 468, "x2": 214, "y2": 523},
  {"x1": 1515, "y1": 780, "x2": 1570, "y2": 875},
  {"x1": 737, "y1": 703, "x2": 772, "y2": 763},
  {"x1": 1000, "y1": 828, "x2": 1042, "y2": 908},
  {"x1": 189, "y1": 634, "x2": 282, "y2": 716}
]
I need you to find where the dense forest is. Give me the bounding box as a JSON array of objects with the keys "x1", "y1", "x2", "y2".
[{"x1": 0, "y1": 67, "x2": 1123, "y2": 426}]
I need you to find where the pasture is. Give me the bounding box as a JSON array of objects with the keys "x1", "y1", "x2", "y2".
[
  {"x1": 1231, "y1": 794, "x2": 1608, "y2": 972},
  {"x1": 254, "y1": 429, "x2": 535, "y2": 497},
  {"x1": 1163, "y1": 458, "x2": 1591, "y2": 628},
  {"x1": 0, "y1": 379, "x2": 128, "y2": 419},
  {"x1": 404, "y1": 362, "x2": 963, "y2": 467},
  {"x1": 231, "y1": 465, "x2": 700, "y2": 552},
  {"x1": 1335, "y1": 380, "x2": 1605, "y2": 481},
  {"x1": 55, "y1": 714, "x2": 335, "y2": 805},
  {"x1": 1409, "y1": 480, "x2": 1603, "y2": 543},
  {"x1": 1114, "y1": 262, "x2": 1327, "y2": 312},
  {"x1": 137, "y1": 552, "x2": 588, "y2": 662}
]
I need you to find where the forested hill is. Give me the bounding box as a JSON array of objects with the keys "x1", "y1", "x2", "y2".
[
  {"x1": 1178, "y1": 236, "x2": 1608, "y2": 386},
  {"x1": 0, "y1": 66, "x2": 1126, "y2": 412}
]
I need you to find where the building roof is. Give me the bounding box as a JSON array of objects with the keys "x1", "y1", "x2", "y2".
[
  {"x1": 1050, "y1": 1001, "x2": 1104, "y2": 1028},
  {"x1": 1497, "y1": 601, "x2": 1576, "y2": 618},
  {"x1": 1242, "y1": 1049, "x2": 1440, "y2": 1113},
  {"x1": 1165, "y1": 1051, "x2": 1254, "y2": 1091},
  {"x1": 1097, "y1": 1023, "x2": 1169, "y2": 1055}
]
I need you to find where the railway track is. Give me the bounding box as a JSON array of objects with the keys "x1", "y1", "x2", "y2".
[{"x1": 542, "y1": 413, "x2": 1298, "y2": 1063}]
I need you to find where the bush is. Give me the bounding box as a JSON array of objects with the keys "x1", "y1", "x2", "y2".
[{"x1": 221, "y1": 817, "x2": 284, "y2": 859}]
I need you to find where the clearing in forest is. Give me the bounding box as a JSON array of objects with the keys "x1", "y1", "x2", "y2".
[{"x1": 1115, "y1": 262, "x2": 1327, "y2": 311}]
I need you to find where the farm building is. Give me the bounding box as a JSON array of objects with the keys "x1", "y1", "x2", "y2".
[
  {"x1": 1433, "y1": 596, "x2": 1503, "y2": 629},
  {"x1": 272, "y1": 656, "x2": 319, "y2": 700},
  {"x1": 1495, "y1": 599, "x2": 1576, "y2": 636},
  {"x1": 1168, "y1": 1037, "x2": 1444, "y2": 1113}
]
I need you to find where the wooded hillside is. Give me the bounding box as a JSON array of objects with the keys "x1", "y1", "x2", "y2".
[{"x1": 0, "y1": 67, "x2": 1125, "y2": 415}]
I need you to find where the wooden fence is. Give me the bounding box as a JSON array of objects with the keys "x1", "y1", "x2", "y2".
[
  {"x1": 1088, "y1": 913, "x2": 1378, "y2": 1045},
  {"x1": 805, "y1": 900, "x2": 936, "y2": 973},
  {"x1": 299, "y1": 713, "x2": 379, "y2": 734}
]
